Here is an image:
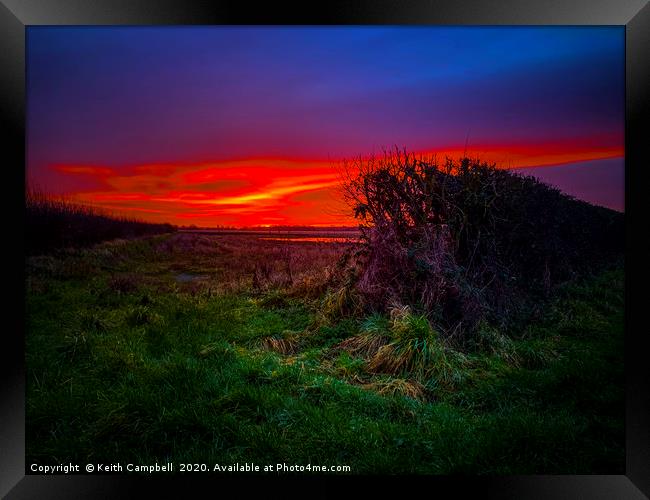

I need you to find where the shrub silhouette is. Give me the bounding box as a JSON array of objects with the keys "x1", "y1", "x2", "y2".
[
  {"x1": 341, "y1": 148, "x2": 623, "y2": 338},
  {"x1": 26, "y1": 186, "x2": 175, "y2": 255}
]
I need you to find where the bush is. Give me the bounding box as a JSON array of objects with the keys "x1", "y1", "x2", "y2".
[{"x1": 340, "y1": 148, "x2": 623, "y2": 339}]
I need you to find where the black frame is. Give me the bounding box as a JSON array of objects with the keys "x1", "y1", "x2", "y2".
[{"x1": 3, "y1": 1, "x2": 648, "y2": 498}]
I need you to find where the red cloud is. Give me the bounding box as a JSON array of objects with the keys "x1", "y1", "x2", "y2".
[{"x1": 51, "y1": 139, "x2": 623, "y2": 227}]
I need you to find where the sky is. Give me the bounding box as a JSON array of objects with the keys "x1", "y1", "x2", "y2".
[{"x1": 26, "y1": 27, "x2": 624, "y2": 226}]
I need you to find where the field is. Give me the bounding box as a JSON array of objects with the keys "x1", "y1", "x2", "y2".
[{"x1": 25, "y1": 231, "x2": 624, "y2": 474}]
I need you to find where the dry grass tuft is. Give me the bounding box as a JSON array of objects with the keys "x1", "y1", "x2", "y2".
[
  {"x1": 320, "y1": 284, "x2": 363, "y2": 319},
  {"x1": 262, "y1": 336, "x2": 301, "y2": 355},
  {"x1": 389, "y1": 303, "x2": 412, "y2": 323},
  {"x1": 336, "y1": 333, "x2": 389, "y2": 359},
  {"x1": 361, "y1": 378, "x2": 426, "y2": 401}
]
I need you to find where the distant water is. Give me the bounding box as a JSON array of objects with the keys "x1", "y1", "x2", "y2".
[
  {"x1": 258, "y1": 237, "x2": 360, "y2": 243},
  {"x1": 175, "y1": 273, "x2": 208, "y2": 283}
]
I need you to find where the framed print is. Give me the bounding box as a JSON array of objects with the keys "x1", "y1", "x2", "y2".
[{"x1": 2, "y1": 0, "x2": 648, "y2": 498}]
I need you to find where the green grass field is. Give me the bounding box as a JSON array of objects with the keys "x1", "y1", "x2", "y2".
[{"x1": 25, "y1": 233, "x2": 624, "y2": 474}]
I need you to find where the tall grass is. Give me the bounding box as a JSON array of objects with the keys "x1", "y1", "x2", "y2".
[{"x1": 25, "y1": 186, "x2": 175, "y2": 255}]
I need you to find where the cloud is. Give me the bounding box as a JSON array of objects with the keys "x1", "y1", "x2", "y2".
[{"x1": 51, "y1": 137, "x2": 623, "y2": 227}]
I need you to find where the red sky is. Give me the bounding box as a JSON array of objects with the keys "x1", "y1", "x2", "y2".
[
  {"x1": 27, "y1": 27, "x2": 624, "y2": 226},
  {"x1": 49, "y1": 141, "x2": 623, "y2": 227}
]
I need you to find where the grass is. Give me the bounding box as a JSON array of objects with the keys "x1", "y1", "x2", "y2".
[
  {"x1": 25, "y1": 187, "x2": 175, "y2": 255},
  {"x1": 26, "y1": 233, "x2": 624, "y2": 474}
]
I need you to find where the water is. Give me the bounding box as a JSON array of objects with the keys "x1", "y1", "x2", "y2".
[
  {"x1": 258, "y1": 237, "x2": 360, "y2": 243},
  {"x1": 175, "y1": 273, "x2": 209, "y2": 283}
]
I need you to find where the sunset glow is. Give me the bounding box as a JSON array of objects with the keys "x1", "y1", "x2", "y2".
[{"x1": 27, "y1": 27, "x2": 624, "y2": 226}]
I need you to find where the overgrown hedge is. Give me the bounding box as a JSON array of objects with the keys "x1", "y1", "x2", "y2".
[{"x1": 340, "y1": 149, "x2": 624, "y2": 338}]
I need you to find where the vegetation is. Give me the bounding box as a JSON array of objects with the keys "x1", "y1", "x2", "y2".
[
  {"x1": 26, "y1": 187, "x2": 175, "y2": 255},
  {"x1": 25, "y1": 151, "x2": 624, "y2": 473},
  {"x1": 340, "y1": 149, "x2": 624, "y2": 339},
  {"x1": 26, "y1": 232, "x2": 624, "y2": 473}
]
